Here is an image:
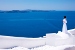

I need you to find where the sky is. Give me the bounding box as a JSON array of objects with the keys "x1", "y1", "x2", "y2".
[{"x1": 0, "y1": 0, "x2": 75, "y2": 10}]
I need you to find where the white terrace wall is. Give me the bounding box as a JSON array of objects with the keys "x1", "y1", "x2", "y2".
[
  {"x1": 46, "y1": 33, "x2": 75, "y2": 46},
  {"x1": 0, "y1": 29, "x2": 75, "y2": 49},
  {"x1": 0, "y1": 36, "x2": 46, "y2": 49}
]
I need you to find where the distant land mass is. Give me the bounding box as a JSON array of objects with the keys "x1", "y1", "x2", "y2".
[{"x1": 0, "y1": 10, "x2": 56, "y2": 13}]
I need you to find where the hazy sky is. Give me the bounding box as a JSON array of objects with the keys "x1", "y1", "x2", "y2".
[{"x1": 0, "y1": 0, "x2": 75, "y2": 10}]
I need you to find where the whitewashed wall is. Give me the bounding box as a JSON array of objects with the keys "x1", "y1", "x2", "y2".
[
  {"x1": 46, "y1": 33, "x2": 56, "y2": 46},
  {"x1": 0, "y1": 36, "x2": 46, "y2": 49},
  {"x1": 0, "y1": 29, "x2": 75, "y2": 49},
  {"x1": 68, "y1": 29, "x2": 75, "y2": 36},
  {"x1": 55, "y1": 37, "x2": 75, "y2": 46},
  {"x1": 46, "y1": 33, "x2": 75, "y2": 46}
]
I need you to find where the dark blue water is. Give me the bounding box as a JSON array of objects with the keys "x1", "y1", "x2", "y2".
[{"x1": 0, "y1": 11, "x2": 75, "y2": 37}]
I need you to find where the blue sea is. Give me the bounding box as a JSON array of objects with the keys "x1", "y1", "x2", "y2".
[{"x1": 0, "y1": 11, "x2": 75, "y2": 37}]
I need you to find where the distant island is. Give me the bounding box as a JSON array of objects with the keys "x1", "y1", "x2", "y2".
[{"x1": 0, "y1": 10, "x2": 56, "y2": 13}]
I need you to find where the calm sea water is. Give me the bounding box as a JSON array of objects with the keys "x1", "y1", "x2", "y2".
[{"x1": 0, "y1": 11, "x2": 75, "y2": 37}]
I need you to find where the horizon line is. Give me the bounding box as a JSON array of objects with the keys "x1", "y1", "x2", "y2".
[{"x1": 0, "y1": 10, "x2": 75, "y2": 11}]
